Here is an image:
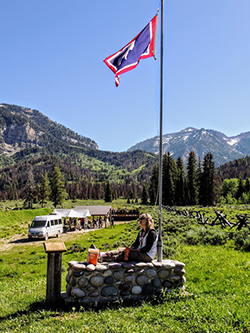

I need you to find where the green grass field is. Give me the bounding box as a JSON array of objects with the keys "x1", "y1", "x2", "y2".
[{"x1": 0, "y1": 203, "x2": 250, "y2": 332}]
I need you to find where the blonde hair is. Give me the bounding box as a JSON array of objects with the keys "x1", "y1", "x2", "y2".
[{"x1": 139, "y1": 213, "x2": 154, "y2": 230}]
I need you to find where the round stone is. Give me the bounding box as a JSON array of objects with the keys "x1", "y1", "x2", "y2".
[
  {"x1": 108, "y1": 263, "x2": 121, "y2": 269},
  {"x1": 120, "y1": 290, "x2": 131, "y2": 297},
  {"x1": 132, "y1": 285, "x2": 142, "y2": 295},
  {"x1": 162, "y1": 260, "x2": 175, "y2": 269},
  {"x1": 68, "y1": 261, "x2": 79, "y2": 267},
  {"x1": 114, "y1": 270, "x2": 124, "y2": 280},
  {"x1": 125, "y1": 269, "x2": 135, "y2": 274},
  {"x1": 158, "y1": 269, "x2": 170, "y2": 279},
  {"x1": 78, "y1": 277, "x2": 89, "y2": 288},
  {"x1": 86, "y1": 264, "x2": 96, "y2": 271},
  {"x1": 103, "y1": 269, "x2": 112, "y2": 277},
  {"x1": 146, "y1": 263, "x2": 154, "y2": 267},
  {"x1": 66, "y1": 283, "x2": 71, "y2": 297},
  {"x1": 115, "y1": 280, "x2": 122, "y2": 285},
  {"x1": 70, "y1": 276, "x2": 76, "y2": 287},
  {"x1": 135, "y1": 262, "x2": 148, "y2": 268},
  {"x1": 71, "y1": 288, "x2": 86, "y2": 298},
  {"x1": 152, "y1": 260, "x2": 162, "y2": 267},
  {"x1": 124, "y1": 275, "x2": 135, "y2": 284},
  {"x1": 90, "y1": 275, "x2": 104, "y2": 287},
  {"x1": 174, "y1": 260, "x2": 185, "y2": 268},
  {"x1": 122, "y1": 262, "x2": 135, "y2": 269},
  {"x1": 136, "y1": 269, "x2": 145, "y2": 275},
  {"x1": 101, "y1": 286, "x2": 118, "y2": 297},
  {"x1": 163, "y1": 280, "x2": 173, "y2": 289},
  {"x1": 96, "y1": 264, "x2": 108, "y2": 272},
  {"x1": 119, "y1": 283, "x2": 130, "y2": 291},
  {"x1": 146, "y1": 269, "x2": 157, "y2": 278},
  {"x1": 72, "y1": 263, "x2": 86, "y2": 271},
  {"x1": 169, "y1": 275, "x2": 181, "y2": 281},
  {"x1": 104, "y1": 275, "x2": 114, "y2": 285},
  {"x1": 142, "y1": 283, "x2": 154, "y2": 294},
  {"x1": 152, "y1": 277, "x2": 161, "y2": 288},
  {"x1": 174, "y1": 267, "x2": 186, "y2": 275},
  {"x1": 136, "y1": 275, "x2": 148, "y2": 286},
  {"x1": 181, "y1": 276, "x2": 186, "y2": 284},
  {"x1": 73, "y1": 271, "x2": 85, "y2": 278},
  {"x1": 66, "y1": 273, "x2": 70, "y2": 283},
  {"x1": 89, "y1": 291, "x2": 99, "y2": 298}
]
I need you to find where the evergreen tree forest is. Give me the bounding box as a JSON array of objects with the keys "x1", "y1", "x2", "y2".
[
  {"x1": 1, "y1": 149, "x2": 250, "y2": 207},
  {"x1": 149, "y1": 151, "x2": 218, "y2": 207}
]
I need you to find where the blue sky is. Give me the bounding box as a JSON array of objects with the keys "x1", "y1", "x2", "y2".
[{"x1": 1, "y1": 0, "x2": 250, "y2": 152}]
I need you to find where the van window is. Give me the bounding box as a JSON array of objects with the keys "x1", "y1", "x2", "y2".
[
  {"x1": 51, "y1": 220, "x2": 55, "y2": 226},
  {"x1": 31, "y1": 220, "x2": 46, "y2": 228},
  {"x1": 59, "y1": 219, "x2": 62, "y2": 225}
]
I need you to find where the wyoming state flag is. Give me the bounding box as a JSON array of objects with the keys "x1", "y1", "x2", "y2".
[{"x1": 104, "y1": 14, "x2": 158, "y2": 87}]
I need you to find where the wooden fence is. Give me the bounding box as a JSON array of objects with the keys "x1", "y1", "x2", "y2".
[{"x1": 162, "y1": 205, "x2": 250, "y2": 231}]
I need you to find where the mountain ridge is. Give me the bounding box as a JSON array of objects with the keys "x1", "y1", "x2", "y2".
[
  {"x1": 1, "y1": 102, "x2": 250, "y2": 168},
  {"x1": 128, "y1": 127, "x2": 250, "y2": 166},
  {"x1": 0, "y1": 102, "x2": 98, "y2": 156}
]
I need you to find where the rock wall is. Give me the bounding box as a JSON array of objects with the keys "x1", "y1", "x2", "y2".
[{"x1": 66, "y1": 259, "x2": 186, "y2": 306}]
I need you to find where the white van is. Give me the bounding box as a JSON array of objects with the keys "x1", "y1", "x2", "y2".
[{"x1": 28, "y1": 215, "x2": 63, "y2": 241}]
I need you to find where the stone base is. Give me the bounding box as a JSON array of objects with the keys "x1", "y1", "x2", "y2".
[{"x1": 65, "y1": 259, "x2": 186, "y2": 306}]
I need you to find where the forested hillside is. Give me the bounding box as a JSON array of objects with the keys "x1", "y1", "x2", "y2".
[
  {"x1": 0, "y1": 150, "x2": 157, "y2": 201},
  {"x1": 0, "y1": 103, "x2": 98, "y2": 156},
  {"x1": 216, "y1": 155, "x2": 250, "y2": 182},
  {"x1": 0, "y1": 103, "x2": 158, "y2": 201}
]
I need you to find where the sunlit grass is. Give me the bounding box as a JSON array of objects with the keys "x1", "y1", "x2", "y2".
[{"x1": 1, "y1": 204, "x2": 250, "y2": 332}]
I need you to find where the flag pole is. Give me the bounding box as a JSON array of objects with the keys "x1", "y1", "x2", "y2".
[{"x1": 157, "y1": 0, "x2": 164, "y2": 262}]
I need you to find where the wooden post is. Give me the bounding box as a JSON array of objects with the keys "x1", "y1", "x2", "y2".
[{"x1": 43, "y1": 242, "x2": 67, "y2": 304}]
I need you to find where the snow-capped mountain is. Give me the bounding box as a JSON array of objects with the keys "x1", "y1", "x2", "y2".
[{"x1": 127, "y1": 127, "x2": 250, "y2": 166}]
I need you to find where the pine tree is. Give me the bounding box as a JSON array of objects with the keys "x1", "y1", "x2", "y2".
[
  {"x1": 39, "y1": 171, "x2": 50, "y2": 208},
  {"x1": 162, "y1": 152, "x2": 176, "y2": 206},
  {"x1": 236, "y1": 176, "x2": 245, "y2": 200},
  {"x1": 245, "y1": 178, "x2": 250, "y2": 193},
  {"x1": 187, "y1": 151, "x2": 198, "y2": 205},
  {"x1": 23, "y1": 169, "x2": 36, "y2": 209},
  {"x1": 196, "y1": 157, "x2": 202, "y2": 204},
  {"x1": 49, "y1": 164, "x2": 66, "y2": 208},
  {"x1": 141, "y1": 185, "x2": 148, "y2": 205},
  {"x1": 175, "y1": 157, "x2": 185, "y2": 206},
  {"x1": 104, "y1": 181, "x2": 112, "y2": 202},
  {"x1": 200, "y1": 152, "x2": 215, "y2": 206},
  {"x1": 149, "y1": 165, "x2": 158, "y2": 205}
]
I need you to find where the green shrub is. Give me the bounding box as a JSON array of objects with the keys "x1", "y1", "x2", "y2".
[
  {"x1": 184, "y1": 229, "x2": 200, "y2": 245},
  {"x1": 234, "y1": 228, "x2": 250, "y2": 250},
  {"x1": 69, "y1": 244, "x2": 87, "y2": 253},
  {"x1": 242, "y1": 236, "x2": 250, "y2": 252}
]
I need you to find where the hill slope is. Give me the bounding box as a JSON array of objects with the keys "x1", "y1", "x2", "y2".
[{"x1": 0, "y1": 103, "x2": 98, "y2": 156}]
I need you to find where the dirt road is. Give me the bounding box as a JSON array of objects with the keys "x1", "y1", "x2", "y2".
[{"x1": 0, "y1": 228, "x2": 97, "y2": 252}]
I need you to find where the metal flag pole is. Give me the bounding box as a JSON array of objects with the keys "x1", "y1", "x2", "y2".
[{"x1": 157, "y1": 0, "x2": 164, "y2": 262}]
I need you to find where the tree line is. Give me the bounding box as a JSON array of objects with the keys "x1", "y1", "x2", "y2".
[
  {"x1": 145, "y1": 151, "x2": 218, "y2": 207},
  {"x1": 2, "y1": 150, "x2": 250, "y2": 208},
  {"x1": 22, "y1": 163, "x2": 117, "y2": 208}
]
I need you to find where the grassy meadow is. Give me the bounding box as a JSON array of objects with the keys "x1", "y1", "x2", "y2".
[{"x1": 0, "y1": 200, "x2": 250, "y2": 332}]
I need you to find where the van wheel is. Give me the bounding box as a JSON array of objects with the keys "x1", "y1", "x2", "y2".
[
  {"x1": 57, "y1": 231, "x2": 61, "y2": 238},
  {"x1": 44, "y1": 234, "x2": 48, "y2": 241}
]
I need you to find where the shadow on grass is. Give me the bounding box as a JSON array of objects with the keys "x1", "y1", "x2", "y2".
[{"x1": 0, "y1": 290, "x2": 194, "y2": 322}]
